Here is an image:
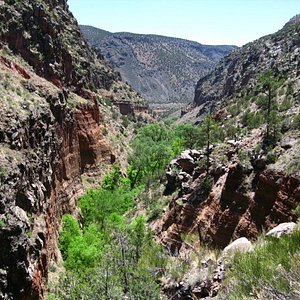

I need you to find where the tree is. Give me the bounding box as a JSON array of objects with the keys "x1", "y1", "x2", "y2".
[
  {"x1": 58, "y1": 215, "x2": 104, "y2": 271},
  {"x1": 79, "y1": 188, "x2": 135, "y2": 231},
  {"x1": 128, "y1": 124, "x2": 173, "y2": 188},
  {"x1": 204, "y1": 114, "x2": 212, "y2": 174},
  {"x1": 198, "y1": 110, "x2": 224, "y2": 174},
  {"x1": 171, "y1": 124, "x2": 205, "y2": 152},
  {"x1": 102, "y1": 164, "x2": 122, "y2": 191},
  {"x1": 129, "y1": 215, "x2": 146, "y2": 263},
  {"x1": 259, "y1": 70, "x2": 283, "y2": 145}
]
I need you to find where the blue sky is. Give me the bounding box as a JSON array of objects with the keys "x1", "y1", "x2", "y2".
[{"x1": 68, "y1": 0, "x2": 299, "y2": 46}]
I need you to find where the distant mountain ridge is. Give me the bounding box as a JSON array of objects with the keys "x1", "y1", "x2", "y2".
[{"x1": 80, "y1": 25, "x2": 237, "y2": 103}]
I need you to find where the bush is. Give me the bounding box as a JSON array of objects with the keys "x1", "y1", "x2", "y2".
[
  {"x1": 121, "y1": 115, "x2": 129, "y2": 128},
  {"x1": 241, "y1": 109, "x2": 264, "y2": 129},
  {"x1": 128, "y1": 124, "x2": 173, "y2": 188},
  {"x1": 292, "y1": 115, "x2": 300, "y2": 129},
  {"x1": 59, "y1": 215, "x2": 104, "y2": 271},
  {"x1": 279, "y1": 96, "x2": 293, "y2": 111},
  {"x1": 224, "y1": 229, "x2": 300, "y2": 299},
  {"x1": 79, "y1": 187, "x2": 136, "y2": 229}
]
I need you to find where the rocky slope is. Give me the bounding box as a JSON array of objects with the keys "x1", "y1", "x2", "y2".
[
  {"x1": 163, "y1": 15, "x2": 300, "y2": 247},
  {"x1": 159, "y1": 142, "x2": 300, "y2": 253},
  {"x1": 80, "y1": 25, "x2": 236, "y2": 103},
  {"x1": 158, "y1": 15, "x2": 300, "y2": 297},
  {"x1": 0, "y1": 1, "x2": 144, "y2": 299},
  {"x1": 193, "y1": 15, "x2": 300, "y2": 107}
]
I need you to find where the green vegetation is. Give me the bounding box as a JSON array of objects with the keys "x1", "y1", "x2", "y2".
[
  {"x1": 128, "y1": 119, "x2": 225, "y2": 189},
  {"x1": 293, "y1": 202, "x2": 300, "y2": 217},
  {"x1": 59, "y1": 214, "x2": 104, "y2": 270},
  {"x1": 293, "y1": 115, "x2": 300, "y2": 129},
  {"x1": 241, "y1": 109, "x2": 264, "y2": 129},
  {"x1": 279, "y1": 96, "x2": 293, "y2": 111},
  {"x1": 51, "y1": 120, "x2": 228, "y2": 299},
  {"x1": 259, "y1": 70, "x2": 284, "y2": 145},
  {"x1": 172, "y1": 116, "x2": 224, "y2": 152},
  {"x1": 51, "y1": 98, "x2": 300, "y2": 299},
  {"x1": 53, "y1": 163, "x2": 165, "y2": 299},
  {"x1": 0, "y1": 218, "x2": 6, "y2": 229},
  {"x1": 224, "y1": 229, "x2": 300, "y2": 299},
  {"x1": 0, "y1": 166, "x2": 7, "y2": 178},
  {"x1": 128, "y1": 123, "x2": 175, "y2": 189}
]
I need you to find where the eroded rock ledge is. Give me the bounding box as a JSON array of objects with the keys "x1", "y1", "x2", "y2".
[
  {"x1": 159, "y1": 150, "x2": 300, "y2": 253},
  {"x1": 0, "y1": 84, "x2": 113, "y2": 300}
]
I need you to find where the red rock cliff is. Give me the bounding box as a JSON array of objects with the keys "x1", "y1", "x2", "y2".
[
  {"x1": 159, "y1": 162, "x2": 300, "y2": 253},
  {"x1": 0, "y1": 73, "x2": 114, "y2": 299},
  {"x1": 0, "y1": 1, "x2": 120, "y2": 299}
]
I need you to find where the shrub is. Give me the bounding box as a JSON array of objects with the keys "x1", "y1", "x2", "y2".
[
  {"x1": 241, "y1": 109, "x2": 264, "y2": 129},
  {"x1": 79, "y1": 187, "x2": 136, "y2": 229},
  {"x1": 292, "y1": 114, "x2": 300, "y2": 129},
  {"x1": 121, "y1": 115, "x2": 129, "y2": 128},
  {"x1": 223, "y1": 229, "x2": 300, "y2": 299},
  {"x1": 279, "y1": 96, "x2": 293, "y2": 111},
  {"x1": 200, "y1": 175, "x2": 214, "y2": 195},
  {"x1": 128, "y1": 124, "x2": 173, "y2": 188},
  {"x1": 58, "y1": 215, "x2": 104, "y2": 271}
]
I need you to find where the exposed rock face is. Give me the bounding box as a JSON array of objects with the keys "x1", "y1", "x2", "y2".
[
  {"x1": 0, "y1": 1, "x2": 130, "y2": 299},
  {"x1": 159, "y1": 161, "x2": 300, "y2": 252},
  {"x1": 80, "y1": 25, "x2": 236, "y2": 102},
  {"x1": 0, "y1": 83, "x2": 112, "y2": 299},
  {"x1": 162, "y1": 15, "x2": 300, "y2": 253},
  {"x1": 193, "y1": 16, "x2": 300, "y2": 106},
  {"x1": 75, "y1": 100, "x2": 112, "y2": 171}
]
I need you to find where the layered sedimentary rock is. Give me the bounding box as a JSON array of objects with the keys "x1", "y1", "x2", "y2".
[
  {"x1": 159, "y1": 152, "x2": 300, "y2": 252},
  {"x1": 0, "y1": 1, "x2": 129, "y2": 299},
  {"x1": 0, "y1": 79, "x2": 113, "y2": 299}
]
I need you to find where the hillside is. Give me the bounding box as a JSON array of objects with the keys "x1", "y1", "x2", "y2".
[
  {"x1": 80, "y1": 25, "x2": 236, "y2": 103},
  {"x1": 155, "y1": 14, "x2": 300, "y2": 298},
  {"x1": 0, "y1": 1, "x2": 145, "y2": 299},
  {"x1": 193, "y1": 15, "x2": 300, "y2": 107},
  {"x1": 169, "y1": 15, "x2": 300, "y2": 252}
]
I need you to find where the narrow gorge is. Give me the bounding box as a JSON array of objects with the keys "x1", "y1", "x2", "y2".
[{"x1": 0, "y1": 1, "x2": 299, "y2": 300}]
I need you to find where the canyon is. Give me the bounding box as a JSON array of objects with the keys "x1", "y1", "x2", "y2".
[{"x1": 0, "y1": 1, "x2": 299, "y2": 299}]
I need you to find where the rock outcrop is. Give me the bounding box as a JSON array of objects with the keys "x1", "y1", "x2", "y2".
[
  {"x1": 0, "y1": 77, "x2": 113, "y2": 299},
  {"x1": 162, "y1": 15, "x2": 300, "y2": 253},
  {"x1": 0, "y1": 1, "x2": 138, "y2": 299},
  {"x1": 0, "y1": 0, "x2": 120, "y2": 92},
  {"x1": 159, "y1": 150, "x2": 300, "y2": 252}
]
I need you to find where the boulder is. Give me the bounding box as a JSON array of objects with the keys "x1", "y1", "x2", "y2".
[
  {"x1": 266, "y1": 222, "x2": 297, "y2": 238},
  {"x1": 190, "y1": 149, "x2": 201, "y2": 159},
  {"x1": 193, "y1": 165, "x2": 206, "y2": 180},
  {"x1": 222, "y1": 237, "x2": 253, "y2": 257},
  {"x1": 227, "y1": 139, "x2": 240, "y2": 147},
  {"x1": 178, "y1": 172, "x2": 192, "y2": 183},
  {"x1": 280, "y1": 136, "x2": 297, "y2": 150},
  {"x1": 177, "y1": 157, "x2": 195, "y2": 174}
]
